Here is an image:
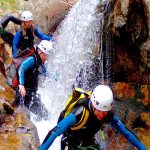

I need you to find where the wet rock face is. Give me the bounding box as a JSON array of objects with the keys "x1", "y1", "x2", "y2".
[
  {"x1": 107, "y1": 1, "x2": 150, "y2": 149},
  {"x1": 105, "y1": 111, "x2": 150, "y2": 150},
  {"x1": 112, "y1": 82, "x2": 150, "y2": 107},
  {"x1": 0, "y1": 70, "x2": 39, "y2": 149},
  {"x1": 0, "y1": 101, "x2": 40, "y2": 150},
  {"x1": 112, "y1": 0, "x2": 149, "y2": 84},
  {"x1": 127, "y1": 112, "x2": 150, "y2": 149},
  {"x1": 0, "y1": 74, "x2": 15, "y2": 104},
  {"x1": 0, "y1": 43, "x2": 7, "y2": 77}
]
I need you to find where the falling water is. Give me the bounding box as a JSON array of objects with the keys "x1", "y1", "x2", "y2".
[
  {"x1": 30, "y1": 0, "x2": 112, "y2": 149},
  {"x1": 42, "y1": 0, "x2": 106, "y2": 120},
  {"x1": 96, "y1": 2, "x2": 113, "y2": 85}
]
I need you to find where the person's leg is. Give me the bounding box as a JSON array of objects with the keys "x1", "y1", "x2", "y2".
[
  {"x1": 24, "y1": 91, "x2": 50, "y2": 120},
  {"x1": 12, "y1": 89, "x2": 21, "y2": 107}
]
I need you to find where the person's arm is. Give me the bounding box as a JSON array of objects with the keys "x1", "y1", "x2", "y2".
[
  {"x1": 12, "y1": 31, "x2": 22, "y2": 58},
  {"x1": 39, "y1": 113, "x2": 76, "y2": 150},
  {"x1": 34, "y1": 26, "x2": 53, "y2": 41},
  {"x1": 18, "y1": 56, "x2": 35, "y2": 85},
  {"x1": 111, "y1": 114, "x2": 147, "y2": 150},
  {"x1": 17, "y1": 56, "x2": 35, "y2": 96},
  {"x1": 1, "y1": 14, "x2": 21, "y2": 28}
]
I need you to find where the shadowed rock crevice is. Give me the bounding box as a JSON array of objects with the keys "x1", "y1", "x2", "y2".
[{"x1": 112, "y1": 0, "x2": 149, "y2": 84}]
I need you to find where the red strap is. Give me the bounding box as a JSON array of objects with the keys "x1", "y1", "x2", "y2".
[{"x1": 13, "y1": 48, "x2": 35, "y2": 67}]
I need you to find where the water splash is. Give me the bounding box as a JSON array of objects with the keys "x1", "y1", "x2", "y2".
[
  {"x1": 46, "y1": 0, "x2": 103, "y2": 118},
  {"x1": 31, "y1": 0, "x2": 110, "y2": 149}
]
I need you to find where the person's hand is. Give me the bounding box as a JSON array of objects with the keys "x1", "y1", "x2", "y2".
[{"x1": 19, "y1": 84, "x2": 26, "y2": 97}]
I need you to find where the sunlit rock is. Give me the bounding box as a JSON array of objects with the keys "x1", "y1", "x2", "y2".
[
  {"x1": 0, "y1": 133, "x2": 39, "y2": 150},
  {"x1": 112, "y1": 82, "x2": 135, "y2": 100},
  {"x1": 0, "y1": 73, "x2": 15, "y2": 104},
  {"x1": 0, "y1": 107, "x2": 40, "y2": 150},
  {"x1": 112, "y1": 82, "x2": 150, "y2": 106}
]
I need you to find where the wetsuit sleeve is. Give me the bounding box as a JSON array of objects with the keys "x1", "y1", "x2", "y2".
[
  {"x1": 111, "y1": 114, "x2": 147, "y2": 150},
  {"x1": 13, "y1": 31, "x2": 22, "y2": 58},
  {"x1": 1, "y1": 14, "x2": 21, "y2": 28},
  {"x1": 18, "y1": 57, "x2": 35, "y2": 85},
  {"x1": 34, "y1": 26, "x2": 53, "y2": 41},
  {"x1": 39, "y1": 113, "x2": 76, "y2": 150}
]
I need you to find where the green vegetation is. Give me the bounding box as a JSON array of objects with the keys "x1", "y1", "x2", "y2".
[{"x1": 0, "y1": 0, "x2": 20, "y2": 13}]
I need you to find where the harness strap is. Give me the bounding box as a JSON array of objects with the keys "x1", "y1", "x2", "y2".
[
  {"x1": 71, "y1": 107, "x2": 89, "y2": 130},
  {"x1": 13, "y1": 48, "x2": 35, "y2": 67}
]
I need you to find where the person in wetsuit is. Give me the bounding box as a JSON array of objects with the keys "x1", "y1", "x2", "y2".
[
  {"x1": 13, "y1": 40, "x2": 53, "y2": 120},
  {"x1": 40, "y1": 85, "x2": 147, "y2": 150},
  {"x1": 12, "y1": 11, "x2": 53, "y2": 58}
]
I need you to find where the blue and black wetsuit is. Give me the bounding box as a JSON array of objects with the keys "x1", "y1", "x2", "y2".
[
  {"x1": 13, "y1": 26, "x2": 53, "y2": 58},
  {"x1": 17, "y1": 50, "x2": 42, "y2": 90},
  {"x1": 14, "y1": 49, "x2": 49, "y2": 119},
  {"x1": 39, "y1": 99, "x2": 147, "y2": 150}
]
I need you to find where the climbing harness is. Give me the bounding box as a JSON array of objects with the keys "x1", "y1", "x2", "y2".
[{"x1": 7, "y1": 48, "x2": 35, "y2": 88}]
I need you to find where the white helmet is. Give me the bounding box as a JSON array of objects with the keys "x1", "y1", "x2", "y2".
[
  {"x1": 91, "y1": 85, "x2": 113, "y2": 111},
  {"x1": 21, "y1": 11, "x2": 33, "y2": 21},
  {"x1": 38, "y1": 40, "x2": 53, "y2": 55}
]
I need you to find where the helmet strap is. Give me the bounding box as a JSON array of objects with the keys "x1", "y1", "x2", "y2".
[{"x1": 89, "y1": 102, "x2": 96, "y2": 113}]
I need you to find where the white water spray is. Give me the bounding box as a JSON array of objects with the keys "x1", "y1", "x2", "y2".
[{"x1": 31, "y1": 0, "x2": 108, "y2": 149}]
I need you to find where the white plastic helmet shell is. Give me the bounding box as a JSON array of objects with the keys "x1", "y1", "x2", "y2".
[
  {"x1": 38, "y1": 40, "x2": 53, "y2": 55},
  {"x1": 91, "y1": 85, "x2": 113, "y2": 111},
  {"x1": 21, "y1": 11, "x2": 33, "y2": 21}
]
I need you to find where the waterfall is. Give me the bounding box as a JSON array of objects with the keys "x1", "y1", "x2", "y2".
[{"x1": 31, "y1": 0, "x2": 111, "y2": 149}]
